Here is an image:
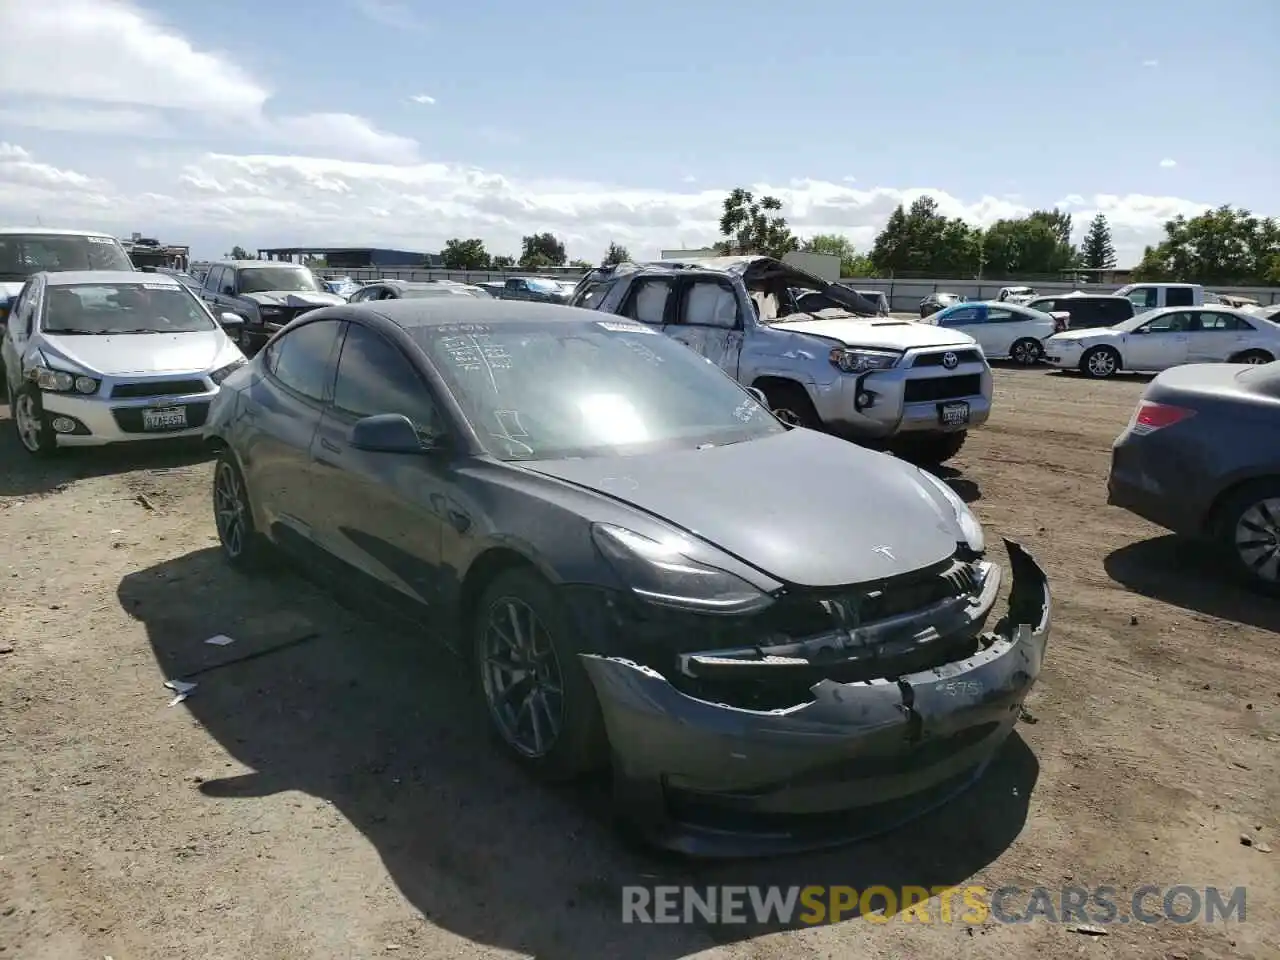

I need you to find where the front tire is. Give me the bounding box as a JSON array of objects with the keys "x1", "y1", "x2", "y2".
[
  {"x1": 473, "y1": 568, "x2": 607, "y2": 780},
  {"x1": 12, "y1": 384, "x2": 57, "y2": 457},
  {"x1": 1081, "y1": 345, "x2": 1121, "y2": 379},
  {"x1": 1214, "y1": 480, "x2": 1280, "y2": 595},
  {"x1": 891, "y1": 430, "x2": 967, "y2": 465},
  {"x1": 1010, "y1": 337, "x2": 1042, "y2": 366},
  {"x1": 760, "y1": 382, "x2": 822, "y2": 429}
]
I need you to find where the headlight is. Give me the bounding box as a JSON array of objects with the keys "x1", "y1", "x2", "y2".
[
  {"x1": 259, "y1": 306, "x2": 283, "y2": 318},
  {"x1": 29, "y1": 366, "x2": 99, "y2": 394},
  {"x1": 829, "y1": 347, "x2": 901, "y2": 373},
  {"x1": 917, "y1": 469, "x2": 985, "y2": 554},
  {"x1": 210, "y1": 358, "x2": 248, "y2": 385},
  {"x1": 590, "y1": 522, "x2": 774, "y2": 615}
]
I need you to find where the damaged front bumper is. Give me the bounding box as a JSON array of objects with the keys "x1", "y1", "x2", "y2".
[{"x1": 579, "y1": 539, "x2": 1050, "y2": 857}]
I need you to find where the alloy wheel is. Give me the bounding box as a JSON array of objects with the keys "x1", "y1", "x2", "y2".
[
  {"x1": 14, "y1": 392, "x2": 43, "y2": 453},
  {"x1": 1012, "y1": 340, "x2": 1039, "y2": 365},
  {"x1": 213, "y1": 460, "x2": 247, "y2": 558},
  {"x1": 1235, "y1": 496, "x2": 1280, "y2": 584},
  {"x1": 1087, "y1": 349, "x2": 1117, "y2": 377},
  {"x1": 479, "y1": 596, "x2": 565, "y2": 758}
]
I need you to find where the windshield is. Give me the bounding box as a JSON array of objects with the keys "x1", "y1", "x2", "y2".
[
  {"x1": 237, "y1": 266, "x2": 321, "y2": 293},
  {"x1": 40, "y1": 282, "x2": 217, "y2": 335},
  {"x1": 412, "y1": 319, "x2": 786, "y2": 460},
  {"x1": 0, "y1": 233, "x2": 133, "y2": 280},
  {"x1": 525, "y1": 279, "x2": 559, "y2": 292}
]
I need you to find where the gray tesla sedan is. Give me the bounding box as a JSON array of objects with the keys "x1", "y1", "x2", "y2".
[
  {"x1": 204, "y1": 297, "x2": 1052, "y2": 856},
  {"x1": 1108, "y1": 360, "x2": 1280, "y2": 593}
]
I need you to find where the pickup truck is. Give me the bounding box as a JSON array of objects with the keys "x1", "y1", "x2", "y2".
[
  {"x1": 1113, "y1": 282, "x2": 1204, "y2": 315},
  {"x1": 569, "y1": 256, "x2": 993, "y2": 464}
]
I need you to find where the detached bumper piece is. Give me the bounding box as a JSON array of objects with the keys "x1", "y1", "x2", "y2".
[{"x1": 580, "y1": 539, "x2": 1051, "y2": 857}]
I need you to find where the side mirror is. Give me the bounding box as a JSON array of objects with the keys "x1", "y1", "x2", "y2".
[
  {"x1": 748, "y1": 387, "x2": 767, "y2": 406},
  {"x1": 350, "y1": 413, "x2": 440, "y2": 454},
  {"x1": 219, "y1": 312, "x2": 243, "y2": 328}
]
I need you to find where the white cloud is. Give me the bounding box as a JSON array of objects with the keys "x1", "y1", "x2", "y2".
[
  {"x1": 1159, "y1": 158, "x2": 1177, "y2": 168},
  {"x1": 842, "y1": 175, "x2": 857, "y2": 183},
  {"x1": 353, "y1": 0, "x2": 428, "y2": 32},
  {"x1": 0, "y1": 102, "x2": 171, "y2": 137},
  {"x1": 0, "y1": 142, "x2": 1218, "y2": 266},
  {"x1": 0, "y1": 0, "x2": 416, "y2": 163},
  {"x1": 681, "y1": 174, "x2": 698, "y2": 184},
  {"x1": 409, "y1": 94, "x2": 436, "y2": 105},
  {"x1": 1142, "y1": 59, "x2": 1159, "y2": 67}
]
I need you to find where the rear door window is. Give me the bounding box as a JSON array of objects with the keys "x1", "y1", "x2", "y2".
[
  {"x1": 1165, "y1": 286, "x2": 1196, "y2": 307},
  {"x1": 269, "y1": 319, "x2": 343, "y2": 402}
]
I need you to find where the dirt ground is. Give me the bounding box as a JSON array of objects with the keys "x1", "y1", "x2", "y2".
[{"x1": 1, "y1": 367, "x2": 1276, "y2": 960}]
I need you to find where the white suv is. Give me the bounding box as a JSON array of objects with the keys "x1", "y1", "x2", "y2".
[{"x1": 2, "y1": 271, "x2": 247, "y2": 456}]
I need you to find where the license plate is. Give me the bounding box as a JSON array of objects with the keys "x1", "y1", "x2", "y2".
[
  {"x1": 939, "y1": 401, "x2": 970, "y2": 427},
  {"x1": 141, "y1": 406, "x2": 188, "y2": 430}
]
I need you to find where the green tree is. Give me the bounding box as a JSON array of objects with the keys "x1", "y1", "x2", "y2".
[
  {"x1": 800, "y1": 233, "x2": 877, "y2": 277},
  {"x1": 603, "y1": 241, "x2": 631, "y2": 265},
  {"x1": 227, "y1": 245, "x2": 250, "y2": 260},
  {"x1": 1080, "y1": 213, "x2": 1117, "y2": 270},
  {"x1": 1131, "y1": 205, "x2": 1280, "y2": 285},
  {"x1": 870, "y1": 197, "x2": 981, "y2": 277},
  {"x1": 569, "y1": 259, "x2": 593, "y2": 269},
  {"x1": 981, "y1": 209, "x2": 1077, "y2": 277},
  {"x1": 715, "y1": 188, "x2": 799, "y2": 258},
  {"x1": 491, "y1": 254, "x2": 516, "y2": 270},
  {"x1": 519, "y1": 233, "x2": 567, "y2": 268},
  {"x1": 441, "y1": 238, "x2": 491, "y2": 270}
]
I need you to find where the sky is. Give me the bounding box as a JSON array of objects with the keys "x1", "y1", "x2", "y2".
[{"x1": 0, "y1": 0, "x2": 1275, "y2": 265}]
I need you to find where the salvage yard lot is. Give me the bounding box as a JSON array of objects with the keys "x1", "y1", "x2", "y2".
[{"x1": 1, "y1": 368, "x2": 1276, "y2": 960}]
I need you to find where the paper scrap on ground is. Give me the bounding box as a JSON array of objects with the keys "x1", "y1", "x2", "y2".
[
  {"x1": 205, "y1": 634, "x2": 235, "y2": 646},
  {"x1": 164, "y1": 679, "x2": 197, "y2": 706}
]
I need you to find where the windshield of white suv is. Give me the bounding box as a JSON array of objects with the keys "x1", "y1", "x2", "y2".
[
  {"x1": 40, "y1": 283, "x2": 217, "y2": 335},
  {"x1": 236, "y1": 266, "x2": 321, "y2": 293},
  {"x1": 0, "y1": 233, "x2": 133, "y2": 280}
]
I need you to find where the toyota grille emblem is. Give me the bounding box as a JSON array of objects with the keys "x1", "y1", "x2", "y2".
[{"x1": 941, "y1": 351, "x2": 959, "y2": 370}]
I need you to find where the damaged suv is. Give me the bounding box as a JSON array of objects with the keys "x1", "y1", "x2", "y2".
[
  {"x1": 570, "y1": 257, "x2": 993, "y2": 464},
  {"x1": 205, "y1": 298, "x2": 1051, "y2": 856}
]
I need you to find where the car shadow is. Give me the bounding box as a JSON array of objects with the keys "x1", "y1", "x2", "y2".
[
  {"x1": 928, "y1": 464, "x2": 981, "y2": 504},
  {"x1": 1105, "y1": 535, "x2": 1280, "y2": 633},
  {"x1": 119, "y1": 549, "x2": 1035, "y2": 956},
  {"x1": 1045, "y1": 369, "x2": 1155, "y2": 384},
  {"x1": 0, "y1": 403, "x2": 210, "y2": 497}
]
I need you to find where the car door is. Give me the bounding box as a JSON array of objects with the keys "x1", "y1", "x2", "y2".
[
  {"x1": 1184, "y1": 311, "x2": 1244, "y2": 362},
  {"x1": 981, "y1": 306, "x2": 1032, "y2": 357},
  {"x1": 200, "y1": 266, "x2": 223, "y2": 308},
  {"x1": 238, "y1": 317, "x2": 344, "y2": 552},
  {"x1": 308, "y1": 322, "x2": 448, "y2": 609},
  {"x1": 663, "y1": 276, "x2": 745, "y2": 378},
  {"x1": 934, "y1": 304, "x2": 986, "y2": 348},
  {"x1": 1124, "y1": 311, "x2": 1191, "y2": 370}
]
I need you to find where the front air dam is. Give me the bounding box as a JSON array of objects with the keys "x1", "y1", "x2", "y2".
[{"x1": 580, "y1": 538, "x2": 1051, "y2": 857}]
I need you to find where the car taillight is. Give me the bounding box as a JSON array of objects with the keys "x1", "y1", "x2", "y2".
[{"x1": 1131, "y1": 400, "x2": 1195, "y2": 435}]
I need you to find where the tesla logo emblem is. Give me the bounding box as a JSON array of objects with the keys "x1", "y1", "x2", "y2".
[
  {"x1": 941, "y1": 352, "x2": 959, "y2": 369},
  {"x1": 872, "y1": 544, "x2": 895, "y2": 561}
]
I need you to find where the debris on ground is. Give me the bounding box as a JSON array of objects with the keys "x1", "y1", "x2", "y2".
[
  {"x1": 163, "y1": 679, "x2": 197, "y2": 706},
  {"x1": 205, "y1": 634, "x2": 236, "y2": 646},
  {"x1": 1068, "y1": 924, "x2": 1109, "y2": 936}
]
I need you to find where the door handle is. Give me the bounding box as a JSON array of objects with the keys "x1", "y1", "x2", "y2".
[{"x1": 320, "y1": 437, "x2": 341, "y2": 454}]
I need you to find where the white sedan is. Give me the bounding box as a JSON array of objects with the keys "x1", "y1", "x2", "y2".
[
  {"x1": 923, "y1": 300, "x2": 1059, "y2": 365},
  {"x1": 1043, "y1": 306, "x2": 1280, "y2": 379}
]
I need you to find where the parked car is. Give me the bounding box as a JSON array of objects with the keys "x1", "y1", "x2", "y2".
[
  {"x1": 348, "y1": 279, "x2": 491, "y2": 302},
  {"x1": 996, "y1": 286, "x2": 1037, "y2": 305},
  {"x1": 490, "y1": 277, "x2": 570, "y2": 303},
  {"x1": 153, "y1": 267, "x2": 204, "y2": 292},
  {"x1": 922, "y1": 301, "x2": 1059, "y2": 365},
  {"x1": 203, "y1": 296, "x2": 1052, "y2": 854},
  {"x1": 1108, "y1": 360, "x2": 1280, "y2": 594},
  {"x1": 854, "y1": 289, "x2": 891, "y2": 316},
  {"x1": 919, "y1": 292, "x2": 966, "y2": 318},
  {"x1": 1113, "y1": 282, "x2": 1204, "y2": 315},
  {"x1": 1, "y1": 271, "x2": 246, "y2": 456},
  {"x1": 199, "y1": 260, "x2": 345, "y2": 354},
  {"x1": 1023, "y1": 293, "x2": 1134, "y2": 330},
  {"x1": 1043, "y1": 306, "x2": 1280, "y2": 379},
  {"x1": 0, "y1": 227, "x2": 135, "y2": 342},
  {"x1": 569, "y1": 256, "x2": 992, "y2": 464},
  {"x1": 321, "y1": 276, "x2": 363, "y2": 299}
]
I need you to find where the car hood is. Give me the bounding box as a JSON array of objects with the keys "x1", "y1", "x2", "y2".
[
  {"x1": 38, "y1": 329, "x2": 237, "y2": 375},
  {"x1": 243, "y1": 291, "x2": 345, "y2": 307},
  {"x1": 521, "y1": 428, "x2": 967, "y2": 587},
  {"x1": 772, "y1": 314, "x2": 978, "y2": 350}
]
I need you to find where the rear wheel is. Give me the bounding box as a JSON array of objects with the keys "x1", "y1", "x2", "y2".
[
  {"x1": 891, "y1": 430, "x2": 967, "y2": 465},
  {"x1": 472, "y1": 567, "x2": 608, "y2": 780},
  {"x1": 759, "y1": 382, "x2": 822, "y2": 429},
  {"x1": 1214, "y1": 480, "x2": 1280, "y2": 595},
  {"x1": 1010, "y1": 338, "x2": 1042, "y2": 366},
  {"x1": 1231, "y1": 349, "x2": 1274, "y2": 365},
  {"x1": 212, "y1": 449, "x2": 270, "y2": 570},
  {"x1": 1081, "y1": 345, "x2": 1121, "y2": 379}
]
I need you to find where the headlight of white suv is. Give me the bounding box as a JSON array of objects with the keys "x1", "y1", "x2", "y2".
[
  {"x1": 29, "y1": 365, "x2": 99, "y2": 395},
  {"x1": 829, "y1": 347, "x2": 901, "y2": 373},
  {"x1": 210, "y1": 358, "x2": 248, "y2": 385},
  {"x1": 917, "y1": 468, "x2": 985, "y2": 554}
]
